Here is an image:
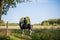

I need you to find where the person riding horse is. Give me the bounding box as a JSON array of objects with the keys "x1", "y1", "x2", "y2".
[
  {"x1": 23, "y1": 18, "x2": 27, "y2": 27},
  {"x1": 19, "y1": 17, "x2": 31, "y2": 29},
  {"x1": 19, "y1": 17, "x2": 32, "y2": 35}
]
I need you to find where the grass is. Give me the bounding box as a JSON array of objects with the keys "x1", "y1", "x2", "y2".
[{"x1": 0, "y1": 28, "x2": 60, "y2": 40}]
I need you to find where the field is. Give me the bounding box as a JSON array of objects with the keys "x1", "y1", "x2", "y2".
[
  {"x1": 0, "y1": 26, "x2": 60, "y2": 40},
  {"x1": 0, "y1": 25, "x2": 60, "y2": 29}
]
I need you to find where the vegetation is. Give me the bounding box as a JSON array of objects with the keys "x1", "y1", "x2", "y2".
[
  {"x1": 0, "y1": 0, "x2": 30, "y2": 26},
  {"x1": 41, "y1": 18, "x2": 60, "y2": 26},
  {"x1": 8, "y1": 23, "x2": 18, "y2": 26},
  {"x1": 0, "y1": 33, "x2": 10, "y2": 40},
  {"x1": 20, "y1": 16, "x2": 31, "y2": 24},
  {"x1": 1, "y1": 20, "x2": 18, "y2": 26},
  {"x1": 31, "y1": 28, "x2": 60, "y2": 40},
  {"x1": 0, "y1": 20, "x2": 5, "y2": 26},
  {"x1": 0, "y1": 28, "x2": 60, "y2": 40},
  {"x1": 1, "y1": 18, "x2": 60, "y2": 26},
  {"x1": 33, "y1": 24, "x2": 41, "y2": 26}
]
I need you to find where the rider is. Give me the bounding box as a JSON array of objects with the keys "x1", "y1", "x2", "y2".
[{"x1": 23, "y1": 17, "x2": 27, "y2": 27}]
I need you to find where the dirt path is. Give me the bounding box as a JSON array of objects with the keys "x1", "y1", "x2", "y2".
[{"x1": 0, "y1": 26, "x2": 60, "y2": 29}]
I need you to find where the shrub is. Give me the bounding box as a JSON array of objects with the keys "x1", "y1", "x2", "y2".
[
  {"x1": 0, "y1": 34, "x2": 10, "y2": 40},
  {"x1": 31, "y1": 28, "x2": 60, "y2": 40}
]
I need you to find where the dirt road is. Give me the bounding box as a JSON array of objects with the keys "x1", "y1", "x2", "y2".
[{"x1": 0, "y1": 26, "x2": 60, "y2": 29}]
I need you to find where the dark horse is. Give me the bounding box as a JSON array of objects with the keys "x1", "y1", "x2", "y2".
[{"x1": 19, "y1": 18, "x2": 32, "y2": 36}]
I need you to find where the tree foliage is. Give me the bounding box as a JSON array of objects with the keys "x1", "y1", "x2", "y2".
[
  {"x1": 20, "y1": 16, "x2": 31, "y2": 24},
  {"x1": 0, "y1": 0, "x2": 30, "y2": 26},
  {"x1": 2, "y1": 0, "x2": 30, "y2": 15},
  {"x1": 8, "y1": 23, "x2": 18, "y2": 26},
  {"x1": 0, "y1": 20, "x2": 5, "y2": 26},
  {"x1": 41, "y1": 18, "x2": 60, "y2": 26}
]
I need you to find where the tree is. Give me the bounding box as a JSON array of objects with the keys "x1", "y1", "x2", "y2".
[
  {"x1": 1, "y1": 20, "x2": 5, "y2": 26},
  {"x1": 25, "y1": 16, "x2": 31, "y2": 24},
  {"x1": 0, "y1": 0, "x2": 30, "y2": 27},
  {"x1": 41, "y1": 18, "x2": 60, "y2": 26},
  {"x1": 20, "y1": 16, "x2": 31, "y2": 24}
]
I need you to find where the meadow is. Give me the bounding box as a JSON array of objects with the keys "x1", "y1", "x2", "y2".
[{"x1": 0, "y1": 26, "x2": 60, "y2": 40}]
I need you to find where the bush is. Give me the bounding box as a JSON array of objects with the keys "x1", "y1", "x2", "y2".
[
  {"x1": 31, "y1": 28, "x2": 60, "y2": 40},
  {"x1": 0, "y1": 34, "x2": 10, "y2": 40}
]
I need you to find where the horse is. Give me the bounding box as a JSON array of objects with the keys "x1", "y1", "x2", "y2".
[{"x1": 19, "y1": 21, "x2": 32, "y2": 36}]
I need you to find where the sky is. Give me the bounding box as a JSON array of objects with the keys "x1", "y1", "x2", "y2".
[{"x1": 2, "y1": 0, "x2": 60, "y2": 24}]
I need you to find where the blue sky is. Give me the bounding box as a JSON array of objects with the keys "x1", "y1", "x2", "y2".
[{"x1": 2, "y1": 0, "x2": 60, "y2": 24}]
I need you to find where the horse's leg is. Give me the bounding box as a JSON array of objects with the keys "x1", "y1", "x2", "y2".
[
  {"x1": 29, "y1": 28, "x2": 32, "y2": 35},
  {"x1": 30, "y1": 25, "x2": 33, "y2": 35},
  {"x1": 27, "y1": 24, "x2": 32, "y2": 35},
  {"x1": 21, "y1": 29, "x2": 25, "y2": 36}
]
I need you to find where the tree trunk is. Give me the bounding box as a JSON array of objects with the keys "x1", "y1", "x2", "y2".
[{"x1": 0, "y1": 0, "x2": 3, "y2": 27}]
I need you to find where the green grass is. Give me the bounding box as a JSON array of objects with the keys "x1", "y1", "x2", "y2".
[{"x1": 0, "y1": 28, "x2": 60, "y2": 40}]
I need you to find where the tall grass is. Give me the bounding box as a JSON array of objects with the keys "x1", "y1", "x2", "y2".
[
  {"x1": 0, "y1": 28, "x2": 60, "y2": 40},
  {"x1": 31, "y1": 28, "x2": 60, "y2": 40}
]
